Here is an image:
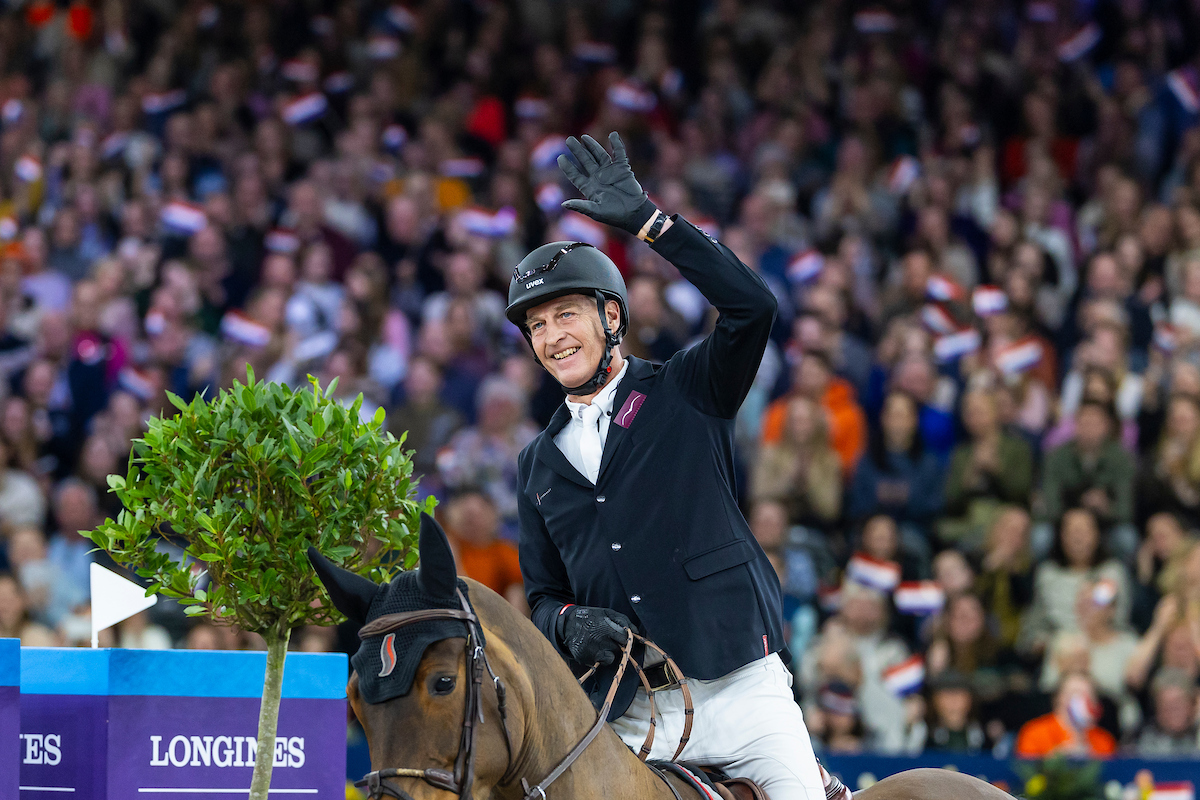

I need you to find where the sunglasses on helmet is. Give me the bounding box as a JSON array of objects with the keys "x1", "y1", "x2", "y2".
[{"x1": 513, "y1": 241, "x2": 595, "y2": 283}]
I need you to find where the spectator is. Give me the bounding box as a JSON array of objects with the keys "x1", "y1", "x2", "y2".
[
  {"x1": 0, "y1": 572, "x2": 57, "y2": 646},
  {"x1": 922, "y1": 671, "x2": 990, "y2": 754},
  {"x1": 445, "y1": 490, "x2": 526, "y2": 614},
  {"x1": 1133, "y1": 512, "x2": 1196, "y2": 626},
  {"x1": 925, "y1": 592, "x2": 1013, "y2": 705},
  {"x1": 975, "y1": 506, "x2": 1036, "y2": 649},
  {"x1": 0, "y1": 437, "x2": 45, "y2": 529},
  {"x1": 940, "y1": 388, "x2": 1032, "y2": 552},
  {"x1": 848, "y1": 391, "x2": 945, "y2": 547},
  {"x1": 1135, "y1": 669, "x2": 1200, "y2": 755},
  {"x1": 46, "y1": 478, "x2": 100, "y2": 614},
  {"x1": 752, "y1": 395, "x2": 842, "y2": 530},
  {"x1": 1041, "y1": 399, "x2": 1137, "y2": 557},
  {"x1": 762, "y1": 350, "x2": 866, "y2": 474},
  {"x1": 1038, "y1": 581, "x2": 1141, "y2": 735},
  {"x1": 1014, "y1": 673, "x2": 1117, "y2": 759},
  {"x1": 388, "y1": 356, "x2": 463, "y2": 495},
  {"x1": 437, "y1": 376, "x2": 537, "y2": 537},
  {"x1": 1142, "y1": 393, "x2": 1200, "y2": 526},
  {"x1": 1018, "y1": 508, "x2": 1131, "y2": 660}
]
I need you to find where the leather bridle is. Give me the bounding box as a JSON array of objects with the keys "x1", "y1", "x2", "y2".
[{"x1": 352, "y1": 591, "x2": 694, "y2": 800}]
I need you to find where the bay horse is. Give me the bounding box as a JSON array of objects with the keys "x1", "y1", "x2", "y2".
[{"x1": 310, "y1": 514, "x2": 1013, "y2": 800}]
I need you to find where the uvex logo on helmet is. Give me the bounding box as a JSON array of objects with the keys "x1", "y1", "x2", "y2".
[{"x1": 525, "y1": 278, "x2": 545, "y2": 289}]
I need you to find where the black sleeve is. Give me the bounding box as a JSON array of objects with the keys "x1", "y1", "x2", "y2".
[
  {"x1": 516, "y1": 448, "x2": 574, "y2": 656},
  {"x1": 649, "y1": 216, "x2": 778, "y2": 419}
]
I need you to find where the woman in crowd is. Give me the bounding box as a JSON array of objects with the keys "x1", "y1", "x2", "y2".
[
  {"x1": 753, "y1": 394, "x2": 843, "y2": 531},
  {"x1": 1018, "y1": 507, "x2": 1130, "y2": 660}
]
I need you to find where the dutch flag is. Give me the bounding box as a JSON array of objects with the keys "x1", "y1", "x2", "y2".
[
  {"x1": 13, "y1": 155, "x2": 40, "y2": 182},
  {"x1": 515, "y1": 97, "x2": 550, "y2": 120},
  {"x1": 882, "y1": 655, "x2": 925, "y2": 696},
  {"x1": 846, "y1": 554, "x2": 902, "y2": 593},
  {"x1": 893, "y1": 581, "x2": 945, "y2": 615},
  {"x1": 887, "y1": 155, "x2": 921, "y2": 195},
  {"x1": 1155, "y1": 323, "x2": 1179, "y2": 353},
  {"x1": 1057, "y1": 22, "x2": 1102, "y2": 63},
  {"x1": 933, "y1": 328, "x2": 981, "y2": 363},
  {"x1": 972, "y1": 285, "x2": 1008, "y2": 316},
  {"x1": 160, "y1": 201, "x2": 208, "y2": 235},
  {"x1": 265, "y1": 229, "x2": 301, "y2": 254},
  {"x1": 921, "y1": 304, "x2": 957, "y2": 335},
  {"x1": 1168, "y1": 69, "x2": 1200, "y2": 115},
  {"x1": 220, "y1": 310, "x2": 272, "y2": 348},
  {"x1": 531, "y1": 136, "x2": 570, "y2": 170},
  {"x1": 994, "y1": 338, "x2": 1043, "y2": 376},
  {"x1": 926, "y1": 274, "x2": 964, "y2": 302},
  {"x1": 141, "y1": 89, "x2": 187, "y2": 115},
  {"x1": 607, "y1": 81, "x2": 657, "y2": 113},
  {"x1": 787, "y1": 250, "x2": 825, "y2": 285},
  {"x1": 281, "y1": 92, "x2": 328, "y2": 126},
  {"x1": 457, "y1": 207, "x2": 517, "y2": 238},
  {"x1": 536, "y1": 182, "x2": 564, "y2": 213},
  {"x1": 1150, "y1": 783, "x2": 1195, "y2": 800},
  {"x1": 558, "y1": 213, "x2": 607, "y2": 248},
  {"x1": 381, "y1": 124, "x2": 408, "y2": 152}
]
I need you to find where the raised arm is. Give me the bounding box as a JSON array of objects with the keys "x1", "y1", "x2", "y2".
[{"x1": 558, "y1": 132, "x2": 777, "y2": 418}]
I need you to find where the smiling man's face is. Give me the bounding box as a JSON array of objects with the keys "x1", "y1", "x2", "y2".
[{"x1": 525, "y1": 293, "x2": 621, "y2": 398}]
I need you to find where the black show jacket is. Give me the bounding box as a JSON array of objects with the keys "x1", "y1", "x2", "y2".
[{"x1": 517, "y1": 217, "x2": 785, "y2": 719}]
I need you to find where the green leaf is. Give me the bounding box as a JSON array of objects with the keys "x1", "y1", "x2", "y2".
[{"x1": 166, "y1": 391, "x2": 190, "y2": 412}]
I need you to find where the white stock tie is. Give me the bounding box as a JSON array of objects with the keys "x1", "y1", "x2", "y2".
[{"x1": 579, "y1": 402, "x2": 604, "y2": 484}]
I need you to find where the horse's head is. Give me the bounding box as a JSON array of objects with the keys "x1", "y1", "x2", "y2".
[{"x1": 309, "y1": 513, "x2": 520, "y2": 800}]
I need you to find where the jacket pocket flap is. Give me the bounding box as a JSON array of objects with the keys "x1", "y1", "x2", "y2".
[{"x1": 683, "y1": 539, "x2": 756, "y2": 580}]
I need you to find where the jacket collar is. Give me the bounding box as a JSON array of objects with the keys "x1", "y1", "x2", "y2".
[{"x1": 536, "y1": 357, "x2": 657, "y2": 487}]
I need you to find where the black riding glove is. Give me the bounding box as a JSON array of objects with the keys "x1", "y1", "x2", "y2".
[
  {"x1": 558, "y1": 132, "x2": 658, "y2": 236},
  {"x1": 556, "y1": 605, "x2": 638, "y2": 666}
]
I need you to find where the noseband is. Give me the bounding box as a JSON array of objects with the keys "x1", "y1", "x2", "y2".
[{"x1": 353, "y1": 593, "x2": 694, "y2": 800}]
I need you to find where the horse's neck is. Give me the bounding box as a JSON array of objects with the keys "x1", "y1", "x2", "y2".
[
  {"x1": 497, "y1": 701, "x2": 680, "y2": 800},
  {"x1": 472, "y1": 592, "x2": 680, "y2": 800}
]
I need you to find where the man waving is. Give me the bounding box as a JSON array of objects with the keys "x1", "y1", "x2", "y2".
[{"x1": 509, "y1": 132, "x2": 832, "y2": 800}]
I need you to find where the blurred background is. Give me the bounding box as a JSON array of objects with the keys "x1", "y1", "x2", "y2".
[{"x1": 0, "y1": 0, "x2": 1199, "y2": 771}]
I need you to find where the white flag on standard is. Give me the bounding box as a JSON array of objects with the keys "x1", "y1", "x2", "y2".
[{"x1": 89, "y1": 562, "x2": 158, "y2": 648}]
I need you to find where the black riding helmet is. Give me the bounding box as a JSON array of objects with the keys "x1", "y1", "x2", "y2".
[{"x1": 506, "y1": 241, "x2": 629, "y2": 396}]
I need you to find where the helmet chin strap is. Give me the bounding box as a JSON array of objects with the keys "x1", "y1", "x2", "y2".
[{"x1": 558, "y1": 290, "x2": 621, "y2": 397}]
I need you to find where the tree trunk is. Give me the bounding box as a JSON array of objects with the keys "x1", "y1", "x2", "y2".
[{"x1": 248, "y1": 627, "x2": 291, "y2": 800}]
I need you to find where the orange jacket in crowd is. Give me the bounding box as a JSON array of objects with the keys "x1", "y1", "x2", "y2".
[
  {"x1": 454, "y1": 538, "x2": 524, "y2": 597},
  {"x1": 1014, "y1": 713, "x2": 1117, "y2": 759},
  {"x1": 761, "y1": 379, "x2": 866, "y2": 474}
]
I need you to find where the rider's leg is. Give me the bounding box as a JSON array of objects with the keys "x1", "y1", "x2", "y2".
[{"x1": 610, "y1": 654, "x2": 826, "y2": 800}]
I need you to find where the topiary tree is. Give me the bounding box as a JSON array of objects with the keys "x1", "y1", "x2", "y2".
[{"x1": 84, "y1": 367, "x2": 428, "y2": 800}]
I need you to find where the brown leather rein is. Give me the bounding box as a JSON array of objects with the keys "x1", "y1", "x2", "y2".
[{"x1": 353, "y1": 592, "x2": 695, "y2": 800}]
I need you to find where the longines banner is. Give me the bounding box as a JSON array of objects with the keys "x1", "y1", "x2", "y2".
[
  {"x1": 1, "y1": 639, "x2": 17, "y2": 800},
  {"x1": 20, "y1": 648, "x2": 347, "y2": 799}
]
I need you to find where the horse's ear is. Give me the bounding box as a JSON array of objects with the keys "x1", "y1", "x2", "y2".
[
  {"x1": 308, "y1": 546, "x2": 379, "y2": 627},
  {"x1": 417, "y1": 512, "x2": 457, "y2": 599}
]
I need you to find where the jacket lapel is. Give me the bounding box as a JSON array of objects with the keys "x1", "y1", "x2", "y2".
[
  {"x1": 534, "y1": 404, "x2": 592, "y2": 488},
  {"x1": 597, "y1": 358, "x2": 655, "y2": 483}
]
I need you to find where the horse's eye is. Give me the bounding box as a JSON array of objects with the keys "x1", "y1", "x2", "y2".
[{"x1": 432, "y1": 675, "x2": 456, "y2": 695}]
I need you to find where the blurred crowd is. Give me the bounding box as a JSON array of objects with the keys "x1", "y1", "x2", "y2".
[{"x1": 1, "y1": 0, "x2": 1200, "y2": 762}]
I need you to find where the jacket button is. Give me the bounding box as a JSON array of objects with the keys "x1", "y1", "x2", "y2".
[
  {"x1": 597, "y1": 495, "x2": 606, "y2": 503},
  {"x1": 630, "y1": 595, "x2": 641, "y2": 603},
  {"x1": 611, "y1": 542, "x2": 622, "y2": 551}
]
